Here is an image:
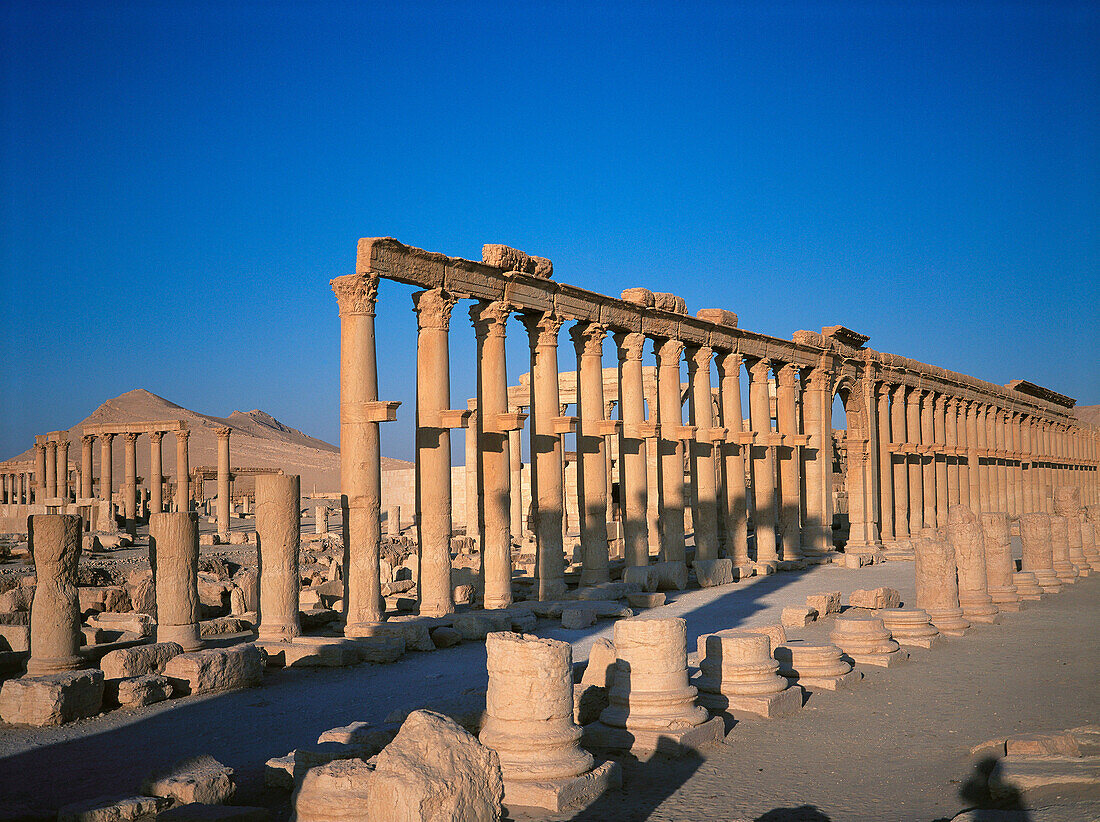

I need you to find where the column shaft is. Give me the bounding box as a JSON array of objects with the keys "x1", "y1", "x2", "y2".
[
  {"x1": 614, "y1": 331, "x2": 650, "y2": 568},
  {"x1": 748, "y1": 359, "x2": 778, "y2": 563},
  {"x1": 256, "y1": 473, "x2": 302, "y2": 642},
  {"x1": 656, "y1": 338, "x2": 688, "y2": 565},
  {"x1": 718, "y1": 353, "x2": 751, "y2": 562},
  {"x1": 920, "y1": 392, "x2": 936, "y2": 528},
  {"x1": 687, "y1": 346, "x2": 720, "y2": 561},
  {"x1": 80, "y1": 436, "x2": 94, "y2": 500},
  {"x1": 215, "y1": 428, "x2": 231, "y2": 539},
  {"x1": 175, "y1": 430, "x2": 190, "y2": 512},
  {"x1": 892, "y1": 385, "x2": 910, "y2": 540},
  {"x1": 149, "y1": 432, "x2": 164, "y2": 514},
  {"x1": 26, "y1": 514, "x2": 83, "y2": 675},
  {"x1": 876, "y1": 383, "x2": 894, "y2": 544},
  {"x1": 934, "y1": 394, "x2": 949, "y2": 528},
  {"x1": 573, "y1": 322, "x2": 611, "y2": 585},
  {"x1": 45, "y1": 441, "x2": 57, "y2": 500},
  {"x1": 906, "y1": 390, "x2": 924, "y2": 532},
  {"x1": 151, "y1": 511, "x2": 203, "y2": 650}
]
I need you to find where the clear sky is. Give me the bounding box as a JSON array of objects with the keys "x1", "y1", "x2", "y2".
[{"x1": 2, "y1": 1, "x2": 1097, "y2": 462}]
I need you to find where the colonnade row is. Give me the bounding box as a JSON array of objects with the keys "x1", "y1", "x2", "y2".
[
  {"x1": 3, "y1": 426, "x2": 237, "y2": 538},
  {"x1": 332, "y1": 237, "x2": 1095, "y2": 629}
]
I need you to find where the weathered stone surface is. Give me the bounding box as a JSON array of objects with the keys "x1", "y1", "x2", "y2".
[
  {"x1": 367, "y1": 710, "x2": 504, "y2": 822},
  {"x1": 693, "y1": 558, "x2": 734, "y2": 588},
  {"x1": 621, "y1": 565, "x2": 658, "y2": 592},
  {"x1": 363, "y1": 618, "x2": 436, "y2": 652},
  {"x1": 0, "y1": 623, "x2": 29, "y2": 652},
  {"x1": 848, "y1": 587, "x2": 901, "y2": 609},
  {"x1": 1006, "y1": 733, "x2": 1081, "y2": 758},
  {"x1": 806, "y1": 592, "x2": 841, "y2": 615},
  {"x1": 580, "y1": 639, "x2": 617, "y2": 689},
  {"x1": 100, "y1": 642, "x2": 183, "y2": 680},
  {"x1": 162, "y1": 643, "x2": 263, "y2": 695},
  {"x1": 626, "y1": 592, "x2": 665, "y2": 609},
  {"x1": 291, "y1": 757, "x2": 375, "y2": 822},
  {"x1": 650, "y1": 561, "x2": 688, "y2": 591},
  {"x1": 561, "y1": 607, "x2": 596, "y2": 630},
  {"x1": 0, "y1": 669, "x2": 104, "y2": 726},
  {"x1": 57, "y1": 794, "x2": 168, "y2": 822},
  {"x1": 430, "y1": 626, "x2": 461, "y2": 648},
  {"x1": 453, "y1": 612, "x2": 513, "y2": 640},
  {"x1": 781, "y1": 606, "x2": 817, "y2": 628},
  {"x1": 86, "y1": 612, "x2": 155, "y2": 637},
  {"x1": 156, "y1": 806, "x2": 270, "y2": 821},
  {"x1": 349, "y1": 635, "x2": 405, "y2": 664},
  {"x1": 264, "y1": 754, "x2": 295, "y2": 789},
  {"x1": 116, "y1": 674, "x2": 173, "y2": 707},
  {"x1": 141, "y1": 754, "x2": 235, "y2": 806}
]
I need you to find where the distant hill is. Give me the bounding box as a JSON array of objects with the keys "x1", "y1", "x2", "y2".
[
  {"x1": 1075, "y1": 404, "x2": 1100, "y2": 428},
  {"x1": 0, "y1": 388, "x2": 411, "y2": 493}
]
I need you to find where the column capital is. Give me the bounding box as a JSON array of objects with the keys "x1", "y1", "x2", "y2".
[
  {"x1": 654, "y1": 337, "x2": 684, "y2": 367},
  {"x1": 569, "y1": 321, "x2": 608, "y2": 357},
  {"x1": 932, "y1": 392, "x2": 946, "y2": 411},
  {"x1": 686, "y1": 344, "x2": 714, "y2": 372},
  {"x1": 907, "y1": 387, "x2": 923, "y2": 407},
  {"x1": 331, "y1": 273, "x2": 380, "y2": 316},
  {"x1": 149, "y1": 431, "x2": 164, "y2": 444},
  {"x1": 56, "y1": 438, "x2": 69, "y2": 450},
  {"x1": 123, "y1": 431, "x2": 139, "y2": 444},
  {"x1": 81, "y1": 434, "x2": 95, "y2": 446},
  {"x1": 214, "y1": 427, "x2": 231, "y2": 440},
  {"x1": 100, "y1": 432, "x2": 115, "y2": 444},
  {"x1": 176, "y1": 429, "x2": 190, "y2": 442},
  {"x1": 34, "y1": 442, "x2": 45, "y2": 454},
  {"x1": 775, "y1": 361, "x2": 798, "y2": 386},
  {"x1": 45, "y1": 440, "x2": 57, "y2": 451},
  {"x1": 523, "y1": 311, "x2": 564, "y2": 349},
  {"x1": 805, "y1": 365, "x2": 833, "y2": 391},
  {"x1": 875, "y1": 380, "x2": 892, "y2": 397},
  {"x1": 891, "y1": 382, "x2": 908, "y2": 400},
  {"x1": 612, "y1": 330, "x2": 646, "y2": 362},
  {"x1": 413, "y1": 287, "x2": 459, "y2": 331},
  {"x1": 469, "y1": 299, "x2": 513, "y2": 339},
  {"x1": 714, "y1": 349, "x2": 743, "y2": 376}
]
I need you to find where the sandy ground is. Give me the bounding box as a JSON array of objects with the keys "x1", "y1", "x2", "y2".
[{"x1": 0, "y1": 558, "x2": 1096, "y2": 821}]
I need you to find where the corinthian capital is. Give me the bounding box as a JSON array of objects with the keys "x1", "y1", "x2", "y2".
[
  {"x1": 570, "y1": 322, "x2": 608, "y2": 357},
  {"x1": 469, "y1": 300, "x2": 512, "y2": 339},
  {"x1": 613, "y1": 331, "x2": 646, "y2": 363},
  {"x1": 524, "y1": 311, "x2": 564, "y2": 349},
  {"x1": 331, "y1": 273, "x2": 380, "y2": 316},
  {"x1": 413, "y1": 288, "x2": 459, "y2": 331},
  {"x1": 654, "y1": 338, "x2": 684, "y2": 367},
  {"x1": 775, "y1": 361, "x2": 799, "y2": 387},
  {"x1": 686, "y1": 345, "x2": 714, "y2": 373}
]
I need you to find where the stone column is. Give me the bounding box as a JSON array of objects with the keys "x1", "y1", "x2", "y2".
[
  {"x1": 687, "y1": 346, "x2": 720, "y2": 561},
  {"x1": 572, "y1": 321, "x2": 611, "y2": 586},
  {"x1": 215, "y1": 427, "x2": 231, "y2": 540},
  {"x1": 980, "y1": 512, "x2": 1019, "y2": 610},
  {"x1": 614, "y1": 331, "x2": 651, "y2": 569},
  {"x1": 994, "y1": 408, "x2": 1008, "y2": 515},
  {"x1": 656, "y1": 338, "x2": 688, "y2": 566},
  {"x1": 149, "y1": 431, "x2": 164, "y2": 514},
  {"x1": 1021, "y1": 416, "x2": 1034, "y2": 514},
  {"x1": 80, "y1": 435, "x2": 94, "y2": 500},
  {"x1": 876, "y1": 382, "x2": 894, "y2": 546},
  {"x1": 1010, "y1": 412, "x2": 1023, "y2": 517},
  {"x1": 748, "y1": 358, "x2": 778, "y2": 563},
  {"x1": 465, "y1": 401, "x2": 480, "y2": 545},
  {"x1": 1, "y1": 474, "x2": 7, "y2": 505},
  {"x1": 479, "y1": 632, "x2": 596, "y2": 797},
  {"x1": 1020, "y1": 513, "x2": 1061, "y2": 592},
  {"x1": 317, "y1": 506, "x2": 331, "y2": 535},
  {"x1": 150, "y1": 511, "x2": 203, "y2": 650},
  {"x1": 956, "y1": 400, "x2": 971, "y2": 511},
  {"x1": 56, "y1": 439, "x2": 70, "y2": 504},
  {"x1": 256, "y1": 473, "x2": 302, "y2": 643},
  {"x1": 717, "y1": 352, "x2": 751, "y2": 563},
  {"x1": 509, "y1": 426, "x2": 523, "y2": 538},
  {"x1": 966, "y1": 402, "x2": 981, "y2": 513},
  {"x1": 45, "y1": 440, "x2": 58, "y2": 500},
  {"x1": 913, "y1": 530, "x2": 969, "y2": 635},
  {"x1": 122, "y1": 432, "x2": 138, "y2": 535},
  {"x1": 933, "y1": 394, "x2": 949, "y2": 527},
  {"x1": 920, "y1": 391, "x2": 936, "y2": 529},
  {"x1": 906, "y1": 388, "x2": 924, "y2": 532},
  {"x1": 775, "y1": 362, "x2": 802, "y2": 561},
  {"x1": 891, "y1": 384, "x2": 910, "y2": 541},
  {"x1": 175, "y1": 429, "x2": 190, "y2": 513},
  {"x1": 948, "y1": 504, "x2": 999, "y2": 623},
  {"x1": 34, "y1": 443, "x2": 46, "y2": 504},
  {"x1": 410, "y1": 289, "x2": 460, "y2": 617},
  {"x1": 1049, "y1": 515, "x2": 1078, "y2": 583},
  {"x1": 26, "y1": 514, "x2": 83, "y2": 675},
  {"x1": 473, "y1": 300, "x2": 518, "y2": 609},
  {"x1": 977, "y1": 404, "x2": 991, "y2": 512},
  {"x1": 945, "y1": 398, "x2": 959, "y2": 508},
  {"x1": 332, "y1": 273, "x2": 385, "y2": 632},
  {"x1": 525, "y1": 313, "x2": 567, "y2": 599}
]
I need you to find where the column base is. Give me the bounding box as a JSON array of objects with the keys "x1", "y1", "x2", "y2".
[
  {"x1": 157, "y1": 624, "x2": 204, "y2": 652},
  {"x1": 695, "y1": 686, "x2": 802, "y2": 720},
  {"x1": 581, "y1": 716, "x2": 723, "y2": 758},
  {"x1": 847, "y1": 648, "x2": 910, "y2": 668},
  {"x1": 789, "y1": 668, "x2": 863, "y2": 692},
  {"x1": 25, "y1": 654, "x2": 84, "y2": 677},
  {"x1": 502, "y1": 760, "x2": 621, "y2": 813}
]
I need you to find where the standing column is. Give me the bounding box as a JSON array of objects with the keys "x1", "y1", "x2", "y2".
[
  {"x1": 26, "y1": 514, "x2": 83, "y2": 675},
  {"x1": 99, "y1": 433, "x2": 114, "y2": 525},
  {"x1": 748, "y1": 358, "x2": 778, "y2": 564},
  {"x1": 876, "y1": 382, "x2": 894, "y2": 546},
  {"x1": 656, "y1": 338, "x2": 688, "y2": 566},
  {"x1": 614, "y1": 331, "x2": 651, "y2": 569},
  {"x1": 215, "y1": 427, "x2": 231, "y2": 540},
  {"x1": 966, "y1": 402, "x2": 981, "y2": 512},
  {"x1": 466, "y1": 401, "x2": 480, "y2": 546},
  {"x1": 994, "y1": 409, "x2": 1009, "y2": 515},
  {"x1": 906, "y1": 388, "x2": 924, "y2": 532},
  {"x1": 572, "y1": 321, "x2": 611, "y2": 586},
  {"x1": 976, "y1": 404, "x2": 992, "y2": 511},
  {"x1": 175, "y1": 429, "x2": 190, "y2": 513},
  {"x1": 956, "y1": 400, "x2": 971, "y2": 510},
  {"x1": 891, "y1": 385, "x2": 910, "y2": 542},
  {"x1": 149, "y1": 431, "x2": 164, "y2": 515},
  {"x1": 473, "y1": 300, "x2": 518, "y2": 608},
  {"x1": 509, "y1": 425, "x2": 524, "y2": 538},
  {"x1": 687, "y1": 346, "x2": 720, "y2": 561},
  {"x1": 332, "y1": 273, "x2": 385, "y2": 632},
  {"x1": 413, "y1": 289, "x2": 460, "y2": 617},
  {"x1": 45, "y1": 440, "x2": 58, "y2": 500},
  {"x1": 775, "y1": 362, "x2": 802, "y2": 561},
  {"x1": 1010, "y1": 412, "x2": 1024, "y2": 517},
  {"x1": 920, "y1": 391, "x2": 936, "y2": 529},
  {"x1": 122, "y1": 432, "x2": 138, "y2": 535},
  {"x1": 80, "y1": 435, "x2": 94, "y2": 500},
  {"x1": 150, "y1": 511, "x2": 203, "y2": 650},
  {"x1": 1, "y1": 474, "x2": 7, "y2": 505},
  {"x1": 933, "y1": 394, "x2": 949, "y2": 527},
  {"x1": 34, "y1": 443, "x2": 46, "y2": 504},
  {"x1": 717, "y1": 352, "x2": 751, "y2": 562},
  {"x1": 256, "y1": 473, "x2": 302, "y2": 643},
  {"x1": 526, "y1": 313, "x2": 567, "y2": 598},
  {"x1": 1022, "y1": 416, "x2": 1035, "y2": 513},
  {"x1": 56, "y1": 439, "x2": 70, "y2": 504},
  {"x1": 945, "y1": 398, "x2": 960, "y2": 508}
]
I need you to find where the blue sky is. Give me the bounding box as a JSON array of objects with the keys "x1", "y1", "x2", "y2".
[{"x1": 2, "y1": 1, "x2": 1097, "y2": 462}]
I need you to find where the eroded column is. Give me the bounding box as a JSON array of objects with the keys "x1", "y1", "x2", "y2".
[
  {"x1": 150, "y1": 511, "x2": 203, "y2": 650},
  {"x1": 573, "y1": 321, "x2": 611, "y2": 586},
  {"x1": 748, "y1": 358, "x2": 778, "y2": 563},
  {"x1": 256, "y1": 473, "x2": 302, "y2": 642},
  {"x1": 26, "y1": 514, "x2": 83, "y2": 675},
  {"x1": 775, "y1": 362, "x2": 802, "y2": 561},
  {"x1": 45, "y1": 440, "x2": 57, "y2": 500},
  {"x1": 948, "y1": 504, "x2": 999, "y2": 623},
  {"x1": 906, "y1": 388, "x2": 924, "y2": 532},
  {"x1": 34, "y1": 443, "x2": 46, "y2": 505},
  {"x1": 945, "y1": 398, "x2": 960, "y2": 508},
  {"x1": 687, "y1": 346, "x2": 720, "y2": 561},
  {"x1": 718, "y1": 352, "x2": 751, "y2": 562}
]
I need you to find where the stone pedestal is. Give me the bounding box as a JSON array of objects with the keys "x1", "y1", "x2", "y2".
[
  {"x1": 1049, "y1": 515, "x2": 1079, "y2": 584},
  {"x1": 694, "y1": 632, "x2": 801, "y2": 720},
  {"x1": 829, "y1": 615, "x2": 907, "y2": 667},
  {"x1": 257, "y1": 474, "x2": 302, "y2": 643},
  {"x1": 774, "y1": 642, "x2": 862, "y2": 691},
  {"x1": 584, "y1": 617, "x2": 722, "y2": 755},
  {"x1": 26, "y1": 514, "x2": 83, "y2": 675},
  {"x1": 914, "y1": 530, "x2": 970, "y2": 635},
  {"x1": 1012, "y1": 571, "x2": 1043, "y2": 600},
  {"x1": 980, "y1": 512, "x2": 1021, "y2": 611},
  {"x1": 150, "y1": 512, "x2": 203, "y2": 651},
  {"x1": 1020, "y1": 513, "x2": 1062, "y2": 593},
  {"x1": 479, "y1": 632, "x2": 619, "y2": 812},
  {"x1": 948, "y1": 505, "x2": 1000, "y2": 623},
  {"x1": 878, "y1": 608, "x2": 941, "y2": 649}
]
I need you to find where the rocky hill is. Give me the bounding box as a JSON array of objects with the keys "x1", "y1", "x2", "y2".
[
  {"x1": 1074, "y1": 404, "x2": 1100, "y2": 428},
  {"x1": 1, "y1": 389, "x2": 411, "y2": 493}
]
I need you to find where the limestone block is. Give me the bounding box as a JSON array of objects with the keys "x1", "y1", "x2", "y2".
[
  {"x1": 1012, "y1": 571, "x2": 1043, "y2": 601},
  {"x1": 128, "y1": 576, "x2": 156, "y2": 616},
  {"x1": 260, "y1": 638, "x2": 355, "y2": 668},
  {"x1": 452, "y1": 584, "x2": 475, "y2": 605},
  {"x1": 571, "y1": 581, "x2": 642, "y2": 601},
  {"x1": 86, "y1": 612, "x2": 155, "y2": 637},
  {"x1": 627, "y1": 592, "x2": 665, "y2": 609},
  {"x1": 1006, "y1": 733, "x2": 1081, "y2": 758},
  {"x1": 0, "y1": 669, "x2": 104, "y2": 726},
  {"x1": 622, "y1": 565, "x2": 658, "y2": 592},
  {"x1": 264, "y1": 754, "x2": 295, "y2": 789},
  {"x1": 163, "y1": 643, "x2": 263, "y2": 695},
  {"x1": 507, "y1": 608, "x2": 538, "y2": 633},
  {"x1": 914, "y1": 531, "x2": 970, "y2": 635},
  {"x1": 0, "y1": 623, "x2": 29, "y2": 652},
  {"x1": 580, "y1": 639, "x2": 618, "y2": 689},
  {"x1": 693, "y1": 558, "x2": 734, "y2": 588},
  {"x1": 142, "y1": 755, "x2": 235, "y2": 806},
  {"x1": 0, "y1": 585, "x2": 33, "y2": 613},
  {"x1": 100, "y1": 642, "x2": 184, "y2": 680},
  {"x1": 694, "y1": 632, "x2": 800, "y2": 720},
  {"x1": 562, "y1": 607, "x2": 596, "y2": 630},
  {"x1": 652, "y1": 292, "x2": 687, "y2": 314},
  {"x1": 740, "y1": 624, "x2": 788, "y2": 650},
  {"x1": 364, "y1": 618, "x2": 436, "y2": 652},
  {"x1": 805, "y1": 592, "x2": 841, "y2": 616},
  {"x1": 452, "y1": 611, "x2": 513, "y2": 641},
  {"x1": 650, "y1": 561, "x2": 688, "y2": 591},
  {"x1": 291, "y1": 757, "x2": 375, "y2": 822},
  {"x1": 430, "y1": 626, "x2": 461, "y2": 648},
  {"x1": 848, "y1": 587, "x2": 901, "y2": 610},
  {"x1": 199, "y1": 617, "x2": 252, "y2": 637},
  {"x1": 781, "y1": 606, "x2": 817, "y2": 628},
  {"x1": 367, "y1": 710, "x2": 504, "y2": 822},
  {"x1": 57, "y1": 795, "x2": 168, "y2": 822},
  {"x1": 116, "y1": 674, "x2": 173, "y2": 707}
]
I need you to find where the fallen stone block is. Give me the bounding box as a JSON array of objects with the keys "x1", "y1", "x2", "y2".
[
  {"x1": 347, "y1": 635, "x2": 405, "y2": 664},
  {"x1": 572, "y1": 581, "x2": 642, "y2": 600},
  {"x1": 507, "y1": 608, "x2": 538, "y2": 633},
  {"x1": 100, "y1": 642, "x2": 184, "y2": 680},
  {"x1": 849, "y1": 586, "x2": 902, "y2": 609},
  {"x1": 363, "y1": 617, "x2": 436, "y2": 652},
  {"x1": 163, "y1": 644, "x2": 263, "y2": 695},
  {"x1": 452, "y1": 611, "x2": 513, "y2": 641},
  {"x1": 86, "y1": 612, "x2": 155, "y2": 637},
  {"x1": 200, "y1": 616, "x2": 253, "y2": 637},
  {"x1": 116, "y1": 674, "x2": 173, "y2": 707},
  {"x1": 1006, "y1": 733, "x2": 1081, "y2": 758},
  {"x1": 430, "y1": 626, "x2": 461, "y2": 648},
  {"x1": 806, "y1": 591, "x2": 842, "y2": 616},
  {"x1": 156, "y1": 806, "x2": 270, "y2": 820},
  {"x1": 781, "y1": 606, "x2": 818, "y2": 628},
  {"x1": 621, "y1": 565, "x2": 658, "y2": 592},
  {"x1": 141, "y1": 755, "x2": 235, "y2": 806},
  {"x1": 651, "y1": 561, "x2": 689, "y2": 591},
  {"x1": 561, "y1": 607, "x2": 597, "y2": 630},
  {"x1": 0, "y1": 623, "x2": 29, "y2": 652},
  {"x1": 264, "y1": 754, "x2": 295, "y2": 789},
  {"x1": 1068, "y1": 725, "x2": 1100, "y2": 756},
  {"x1": 843, "y1": 552, "x2": 874, "y2": 569},
  {"x1": 0, "y1": 669, "x2": 104, "y2": 726},
  {"x1": 318, "y1": 720, "x2": 400, "y2": 749},
  {"x1": 693, "y1": 558, "x2": 735, "y2": 588},
  {"x1": 57, "y1": 794, "x2": 168, "y2": 822},
  {"x1": 626, "y1": 592, "x2": 665, "y2": 609},
  {"x1": 292, "y1": 757, "x2": 375, "y2": 822},
  {"x1": 994, "y1": 756, "x2": 1100, "y2": 798}
]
